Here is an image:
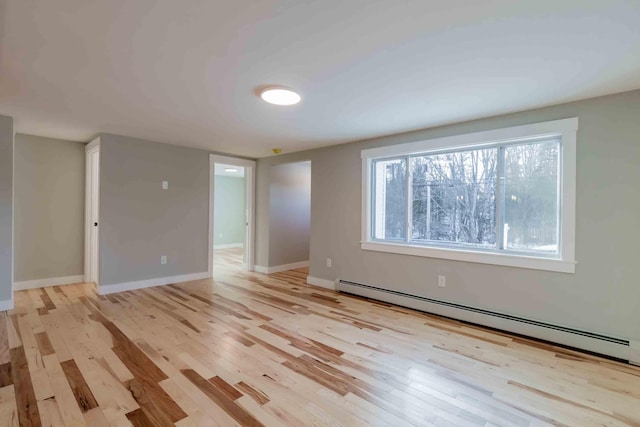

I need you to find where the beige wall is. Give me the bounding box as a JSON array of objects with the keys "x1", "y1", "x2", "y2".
[
  {"x1": 0, "y1": 116, "x2": 13, "y2": 302},
  {"x1": 267, "y1": 161, "x2": 311, "y2": 267},
  {"x1": 256, "y1": 89, "x2": 640, "y2": 342},
  {"x1": 14, "y1": 134, "x2": 85, "y2": 282},
  {"x1": 98, "y1": 133, "x2": 210, "y2": 287}
]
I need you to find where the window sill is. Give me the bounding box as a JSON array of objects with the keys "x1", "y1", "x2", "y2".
[{"x1": 361, "y1": 241, "x2": 576, "y2": 273}]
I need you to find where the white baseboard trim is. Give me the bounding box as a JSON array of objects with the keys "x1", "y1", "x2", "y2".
[
  {"x1": 99, "y1": 271, "x2": 211, "y2": 295},
  {"x1": 306, "y1": 276, "x2": 336, "y2": 290},
  {"x1": 214, "y1": 243, "x2": 244, "y2": 249},
  {"x1": 14, "y1": 275, "x2": 85, "y2": 291},
  {"x1": 630, "y1": 341, "x2": 640, "y2": 366},
  {"x1": 255, "y1": 261, "x2": 309, "y2": 275},
  {"x1": 0, "y1": 299, "x2": 14, "y2": 312}
]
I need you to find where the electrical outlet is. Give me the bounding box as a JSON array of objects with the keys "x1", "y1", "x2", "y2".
[
  {"x1": 326, "y1": 258, "x2": 332, "y2": 268},
  {"x1": 161, "y1": 255, "x2": 167, "y2": 265},
  {"x1": 438, "y1": 275, "x2": 446, "y2": 287},
  {"x1": 162, "y1": 181, "x2": 169, "y2": 190}
]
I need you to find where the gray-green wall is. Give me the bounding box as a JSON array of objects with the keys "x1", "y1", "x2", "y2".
[
  {"x1": 256, "y1": 156, "x2": 314, "y2": 267},
  {"x1": 14, "y1": 134, "x2": 85, "y2": 282},
  {"x1": 214, "y1": 175, "x2": 245, "y2": 246},
  {"x1": 99, "y1": 133, "x2": 210, "y2": 287},
  {"x1": 268, "y1": 161, "x2": 311, "y2": 266},
  {"x1": 256, "y1": 89, "x2": 640, "y2": 342},
  {"x1": 0, "y1": 116, "x2": 13, "y2": 303}
]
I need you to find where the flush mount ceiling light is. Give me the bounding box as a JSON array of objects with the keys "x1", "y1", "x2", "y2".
[{"x1": 259, "y1": 86, "x2": 301, "y2": 106}]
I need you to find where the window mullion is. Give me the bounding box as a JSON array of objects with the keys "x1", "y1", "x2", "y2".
[
  {"x1": 370, "y1": 159, "x2": 376, "y2": 240},
  {"x1": 496, "y1": 146, "x2": 505, "y2": 250},
  {"x1": 406, "y1": 156, "x2": 412, "y2": 243}
]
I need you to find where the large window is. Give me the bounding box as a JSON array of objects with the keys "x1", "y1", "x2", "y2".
[{"x1": 362, "y1": 119, "x2": 577, "y2": 273}]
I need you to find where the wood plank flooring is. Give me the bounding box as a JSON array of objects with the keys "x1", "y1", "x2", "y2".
[{"x1": 1, "y1": 249, "x2": 639, "y2": 426}]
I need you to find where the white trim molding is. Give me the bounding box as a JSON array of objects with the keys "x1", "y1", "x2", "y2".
[
  {"x1": 0, "y1": 299, "x2": 14, "y2": 312},
  {"x1": 98, "y1": 271, "x2": 210, "y2": 295},
  {"x1": 361, "y1": 117, "x2": 578, "y2": 273},
  {"x1": 361, "y1": 117, "x2": 579, "y2": 159},
  {"x1": 255, "y1": 261, "x2": 309, "y2": 275},
  {"x1": 14, "y1": 275, "x2": 85, "y2": 291},
  {"x1": 630, "y1": 340, "x2": 640, "y2": 366},
  {"x1": 362, "y1": 242, "x2": 576, "y2": 273},
  {"x1": 306, "y1": 276, "x2": 336, "y2": 290},
  {"x1": 85, "y1": 138, "x2": 101, "y2": 286}
]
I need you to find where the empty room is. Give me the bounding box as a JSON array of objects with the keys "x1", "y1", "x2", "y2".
[{"x1": 0, "y1": 1, "x2": 639, "y2": 426}]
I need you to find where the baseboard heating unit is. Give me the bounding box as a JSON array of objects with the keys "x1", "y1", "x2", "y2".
[{"x1": 337, "y1": 279, "x2": 632, "y2": 362}]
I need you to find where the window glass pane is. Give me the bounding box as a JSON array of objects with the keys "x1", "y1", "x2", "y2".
[
  {"x1": 503, "y1": 139, "x2": 559, "y2": 254},
  {"x1": 411, "y1": 148, "x2": 497, "y2": 248},
  {"x1": 373, "y1": 158, "x2": 407, "y2": 240}
]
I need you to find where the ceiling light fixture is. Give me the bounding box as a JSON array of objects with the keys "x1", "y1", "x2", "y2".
[
  {"x1": 224, "y1": 168, "x2": 239, "y2": 173},
  {"x1": 260, "y1": 86, "x2": 301, "y2": 106}
]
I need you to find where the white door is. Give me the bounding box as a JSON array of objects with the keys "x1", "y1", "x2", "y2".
[{"x1": 85, "y1": 141, "x2": 100, "y2": 286}]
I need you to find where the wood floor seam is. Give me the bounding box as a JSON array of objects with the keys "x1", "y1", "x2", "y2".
[{"x1": 0, "y1": 248, "x2": 638, "y2": 426}]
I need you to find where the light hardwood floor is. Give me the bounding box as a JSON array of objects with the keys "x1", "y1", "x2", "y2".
[
  {"x1": 214, "y1": 247, "x2": 245, "y2": 270},
  {"x1": 1, "y1": 252, "x2": 639, "y2": 426}
]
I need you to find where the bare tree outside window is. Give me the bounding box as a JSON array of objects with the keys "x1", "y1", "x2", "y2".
[
  {"x1": 373, "y1": 158, "x2": 406, "y2": 240},
  {"x1": 412, "y1": 148, "x2": 497, "y2": 248},
  {"x1": 372, "y1": 138, "x2": 560, "y2": 256},
  {"x1": 504, "y1": 141, "x2": 559, "y2": 253}
]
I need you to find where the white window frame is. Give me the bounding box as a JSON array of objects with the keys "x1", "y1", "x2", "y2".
[{"x1": 361, "y1": 118, "x2": 577, "y2": 273}]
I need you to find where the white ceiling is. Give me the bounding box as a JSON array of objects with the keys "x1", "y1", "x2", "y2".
[{"x1": 1, "y1": 1, "x2": 639, "y2": 158}]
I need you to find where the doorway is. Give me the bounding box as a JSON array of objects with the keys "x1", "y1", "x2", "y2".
[
  {"x1": 84, "y1": 138, "x2": 100, "y2": 287},
  {"x1": 209, "y1": 155, "x2": 255, "y2": 276}
]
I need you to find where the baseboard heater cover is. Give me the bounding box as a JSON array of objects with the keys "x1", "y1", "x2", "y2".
[{"x1": 337, "y1": 279, "x2": 630, "y2": 361}]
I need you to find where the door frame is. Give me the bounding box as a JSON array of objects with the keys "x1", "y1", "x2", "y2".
[
  {"x1": 84, "y1": 137, "x2": 100, "y2": 287},
  {"x1": 209, "y1": 154, "x2": 256, "y2": 275}
]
